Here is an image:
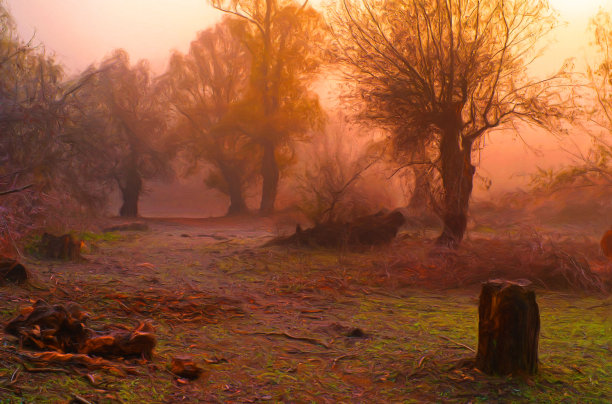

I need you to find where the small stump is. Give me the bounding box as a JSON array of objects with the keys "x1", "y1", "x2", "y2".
[
  {"x1": 0, "y1": 257, "x2": 28, "y2": 284},
  {"x1": 475, "y1": 279, "x2": 540, "y2": 375},
  {"x1": 38, "y1": 233, "x2": 82, "y2": 260}
]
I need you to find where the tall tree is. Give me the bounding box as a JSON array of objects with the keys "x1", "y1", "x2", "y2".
[
  {"x1": 211, "y1": 0, "x2": 324, "y2": 213},
  {"x1": 331, "y1": 0, "x2": 568, "y2": 247},
  {"x1": 0, "y1": 2, "x2": 105, "y2": 249},
  {"x1": 77, "y1": 50, "x2": 171, "y2": 217},
  {"x1": 161, "y1": 19, "x2": 256, "y2": 215}
]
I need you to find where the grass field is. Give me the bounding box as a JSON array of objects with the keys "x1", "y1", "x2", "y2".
[{"x1": 0, "y1": 217, "x2": 610, "y2": 403}]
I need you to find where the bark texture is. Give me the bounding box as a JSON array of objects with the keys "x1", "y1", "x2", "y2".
[
  {"x1": 259, "y1": 140, "x2": 279, "y2": 214},
  {"x1": 436, "y1": 127, "x2": 475, "y2": 248},
  {"x1": 118, "y1": 163, "x2": 142, "y2": 217},
  {"x1": 475, "y1": 279, "x2": 540, "y2": 375},
  {"x1": 219, "y1": 162, "x2": 248, "y2": 216}
]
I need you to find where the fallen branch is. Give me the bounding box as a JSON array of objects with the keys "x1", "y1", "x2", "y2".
[
  {"x1": 0, "y1": 184, "x2": 33, "y2": 196},
  {"x1": 22, "y1": 364, "x2": 71, "y2": 374},
  {"x1": 331, "y1": 353, "x2": 357, "y2": 368},
  {"x1": 72, "y1": 395, "x2": 94, "y2": 404},
  {"x1": 235, "y1": 330, "x2": 330, "y2": 349},
  {"x1": 438, "y1": 335, "x2": 475, "y2": 353}
]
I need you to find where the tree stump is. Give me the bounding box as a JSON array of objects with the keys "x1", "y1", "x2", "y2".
[
  {"x1": 475, "y1": 279, "x2": 540, "y2": 375},
  {"x1": 38, "y1": 233, "x2": 82, "y2": 260},
  {"x1": 0, "y1": 256, "x2": 28, "y2": 284}
]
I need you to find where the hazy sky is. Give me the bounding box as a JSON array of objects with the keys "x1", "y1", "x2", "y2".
[
  {"x1": 5, "y1": 0, "x2": 612, "y2": 195},
  {"x1": 5, "y1": 0, "x2": 610, "y2": 75},
  {"x1": 6, "y1": 0, "x2": 224, "y2": 74}
]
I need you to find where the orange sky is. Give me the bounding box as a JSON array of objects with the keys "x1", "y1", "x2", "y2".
[{"x1": 5, "y1": 0, "x2": 612, "y2": 196}]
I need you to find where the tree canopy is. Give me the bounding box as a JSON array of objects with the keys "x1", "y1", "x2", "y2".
[
  {"x1": 161, "y1": 19, "x2": 256, "y2": 215},
  {"x1": 211, "y1": 0, "x2": 325, "y2": 213},
  {"x1": 330, "y1": 0, "x2": 569, "y2": 247},
  {"x1": 75, "y1": 49, "x2": 172, "y2": 217}
]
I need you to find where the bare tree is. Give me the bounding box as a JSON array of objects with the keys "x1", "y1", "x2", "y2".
[
  {"x1": 296, "y1": 113, "x2": 385, "y2": 223},
  {"x1": 211, "y1": 0, "x2": 325, "y2": 214},
  {"x1": 330, "y1": 0, "x2": 569, "y2": 247}
]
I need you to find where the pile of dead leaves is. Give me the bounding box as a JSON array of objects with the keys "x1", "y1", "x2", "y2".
[{"x1": 2, "y1": 300, "x2": 156, "y2": 374}]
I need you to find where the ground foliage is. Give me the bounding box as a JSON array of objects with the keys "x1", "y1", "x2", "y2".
[{"x1": 0, "y1": 217, "x2": 609, "y2": 402}]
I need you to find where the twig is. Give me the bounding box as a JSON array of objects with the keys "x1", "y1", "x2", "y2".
[
  {"x1": 331, "y1": 353, "x2": 357, "y2": 368},
  {"x1": 235, "y1": 330, "x2": 330, "y2": 349},
  {"x1": 438, "y1": 335, "x2": 475, "y2": 353},
  {"x1": 72, "y1": 395, "x2": 94, "y2": 404},
  {"x1": 0, "y1": 184, "x2": 33, "y2": 196},
  {"x1": 22, "y1": 364, "x2": 71, "y2": 374},
  {"x1": 10, "y1": 367, "x2": 19, "y2": 383},
  {"x1": 586, "y1": 302, "x2": 612, "y2": 310}
]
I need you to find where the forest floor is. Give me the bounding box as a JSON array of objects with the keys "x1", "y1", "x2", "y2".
[{"x1": 0, "y1": 216, "x2": 610, "y2": 403}]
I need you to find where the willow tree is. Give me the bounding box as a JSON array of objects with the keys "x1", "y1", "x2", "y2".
[
  {"x1": 211, "y1": 0, "x2": 324, "y2": 213},
  {"x1": 77, "y1": 50, "x2": 171, "y2": 217},
  {"x1": 161, "y1": 19, "x2": 255, "y2": 215},
  {"x1": 331, "y1": 0, "x2": 567, "y2": 247}
]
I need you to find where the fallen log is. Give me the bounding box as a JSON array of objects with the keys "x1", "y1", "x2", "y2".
[
  {"x1": 475, "y1": 279, "x2": 540, "y2": 375},
  {"x1": 0, "y1": 257, "x2": 28, "y2": 285},
  {"x1": 267, "y1": 211, "x2": 405, "y2": 249}
]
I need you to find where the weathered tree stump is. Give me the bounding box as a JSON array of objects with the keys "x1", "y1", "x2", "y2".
[
  {"x1": 38, "y1": 233, "x2": 82, "y2": 260},
  {"x1": 475, "y1": 279, "x2": 540, "y2": 375},
  {"x1": 0, "y1": 256, "x2": 28, "y2": 284}
]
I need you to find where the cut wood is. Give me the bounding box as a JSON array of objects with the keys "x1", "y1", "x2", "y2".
[{"x1": 475, "y1": 279, "x2": 540, "y2": 375}]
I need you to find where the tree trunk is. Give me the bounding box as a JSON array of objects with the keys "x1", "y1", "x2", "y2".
[
  {"x1": 436, "y1": 129, "x2": 475, "y2": 248},
  {"x1": 475, "y1": 279, "x2": 540, "y2": 375},
  {"x1": 407, "y1": 140, "x2": 431, "y2": 212},
  {"x1": 408, "y1": 165, "x2": 431, "y2": 211},
  {"x1": 220, "y1": 163, "x2": 248, "y2": 216},
  {"x1": 118, "y1": 163, "x2": 142, "y2": 217},
  {"x1": 259, "y1": 140, "x2": 279, "y2": 215}
]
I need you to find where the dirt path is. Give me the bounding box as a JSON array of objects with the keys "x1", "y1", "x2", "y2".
[{"x1": 0, "y1": 217, "x2": 610, "y2": 402}]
